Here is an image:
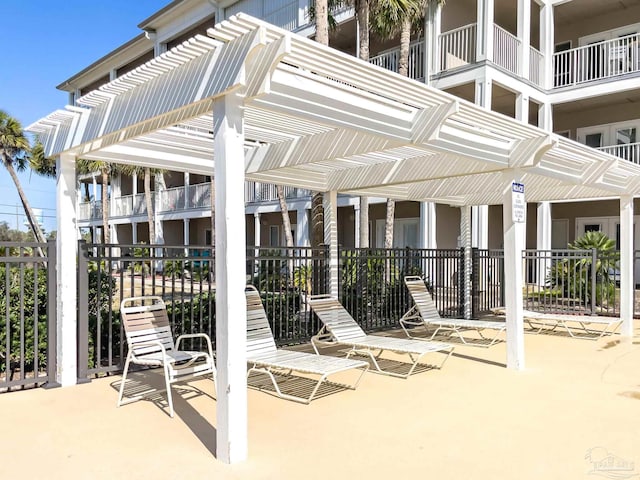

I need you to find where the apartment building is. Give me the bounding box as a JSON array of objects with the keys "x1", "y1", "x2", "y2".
[{"x1": 70, "y1": 0, "x2": 640, "y2": 255}]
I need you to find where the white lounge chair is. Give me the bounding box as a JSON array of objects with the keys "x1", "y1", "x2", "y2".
[
  {"x1": 519, "y1": 309, "x2": 622, "y2": 339},
  {"x1": 307, "y1": 294, "x2": 454, "y2": 378},
  {"x1": 118, "y1": 296, "x2": 216, "y2": 418},
  {"x1": 245, "y1": 286, "x2": 369, "y2": 403},
  {"x1": 401, "y1": 276, "x2": 506, "y2": 347}
]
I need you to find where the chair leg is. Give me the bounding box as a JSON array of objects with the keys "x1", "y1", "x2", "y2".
[
  {"x1": 163, "y1": 363, "x2": 175, "y2": 418},
  {"x1": 117, "y1": 352, "x2": 133, "y2": 407}
]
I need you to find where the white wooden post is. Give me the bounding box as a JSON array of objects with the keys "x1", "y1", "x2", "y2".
[
  {"x1": 213, "y1": 94, "x2": 247, "y2": 464},
  {"x1": 620, "y1": 195, "x2": 634, "y2": 337},
  {"x1": 515, "y1": 93, "x2": 530, "y2": 124},
  {"x1": 461, "y1": 205, "x2": 473, "y2": 319},
  {"x1": 425, "y1": 1, "x2": 442, "y2": 80},
  {"x1": 354, "y1": 203, "x2": 361, "y2": 248},
  {"x1": 184, "y1": 172, "x2": 190, "y2": 210},
  {"x1": 475, "y1": 77, "x2": 492, "y2": 110},
  {"x1": 471, "y1": 205, "x2": 488, "y2": 249},
  {"x1": 517, "y1": 0, "x2": 531, "y2": 79},
  {"x1": 324, "y1": 190, "x2": 339, "y2": 297},
  {"x1": 132, "y1": 222, "x2": 138, "y2": 244},
  {"x1": 420, "y1": 201, "x2": 437, "y2": 249},
  {"x1": 540, "y1": 3, "x2": 555, "y2": 90},
  {"x1": 536, "y1": 202, "x2": 552, "y2": 288},
  {"x1": 477, "y1": 0, "x2": 495, "y2": 62},
  {"x1": 296, "y1": 207, "x2": 310, "y2": 247},
  {"x1": 56, "y1": 153, "x2": 78, "y2": 386},
  {"x1": 254, "y1": 213, "x2": 261, "y2": 247},
  {"x1": 503, "y1": 176, "x2": 526, "y2": 370}
]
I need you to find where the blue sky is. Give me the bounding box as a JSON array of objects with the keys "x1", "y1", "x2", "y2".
[{"x1": 0, "y1": 1, "x2": 169, "y2": 233}]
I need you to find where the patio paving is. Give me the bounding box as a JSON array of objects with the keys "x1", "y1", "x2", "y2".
[{"x1": 2, "y1": 324, "x2": 640, "y2": 480}]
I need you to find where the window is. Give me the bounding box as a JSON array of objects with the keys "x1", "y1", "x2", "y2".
[
  {"x1": 585, "y1": 133, "x2": 603, "y2": 149},
  {"x1": 269, "y1": 225, "x2": 280, "y2": 246}
]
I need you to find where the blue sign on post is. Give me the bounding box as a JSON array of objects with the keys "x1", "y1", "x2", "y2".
[{"x1": 512, "y1": 182, "x2": 525, "y2": 223}]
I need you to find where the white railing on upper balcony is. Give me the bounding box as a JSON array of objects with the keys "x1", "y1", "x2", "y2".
[
  {"x1": 112, "y1": 193, "x2": 148, "y2": 217},
  {"x1": 553, "y1": 33, "x2": 640, "y2": 88},
  {"x1": 264, "y1": 1, "x2": 300, "y2": 32},
  {"x1": 158, "y1": 186, "x2": 185, "y2": 212},
  {"x1": 189, "y1": 183, "x2": 211, "y2": 209},
  {"x1": 493, "y1": 25, "x2": 520, "y2": 75},
  {"x1": 369, "y1": 41, "x2": 425, "y2": 81},
  {"x1": 245, "y1": 181, "x2": 310, "y2": 203},
  {"x1": 438, "y1": 23, "x2": 477, "y2": 72},
  {"x1": 529, "y1": 46, "x2": 543, "y2": 86},
  {"x1": 78, "y1": 201, "x2": 102, "y2": 221},
  {"x1": 597, "y1": 143, "x2": 640, "y2": 165}
]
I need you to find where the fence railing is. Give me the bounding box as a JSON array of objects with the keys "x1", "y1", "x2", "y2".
[
  {"x1": 369, "y1": 41, "x2": 425, "y2": 81},
  {"x1": 245, "y1": 181, "x2": 310, "y2": 203},
  {"x1": 553, "y1": 32, "x2": 640, "y2": 88},
  {"x1": 112, "y1": 193, "x2": 148, "y2": 217},
  {"x1": 597, "y1": 142, "x2": 640, "y2": 165},
  {"x1": 529, "y1": 46, "x2": 543, "y2": 86},
  {"x1": 493, "y1": 25, "x2": 520, "y2": 75},
  {"x1": 78, "y1": 201, "x2": 102, "y2": 221},
  {"x1": 439, "y1": 23, "x2": 477, "y2": 72},
  {"x1": 0, "y1": 241, "x2": 57, "y2": 392}
]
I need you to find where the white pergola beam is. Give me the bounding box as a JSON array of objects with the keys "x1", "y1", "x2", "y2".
[{"x1": 213, "y1": 94, "x2": 248, "y2": 464}]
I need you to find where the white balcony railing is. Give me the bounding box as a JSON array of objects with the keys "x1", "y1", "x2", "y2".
[
  {"x1": 158, "y1": 186, "x2": 185, "y2": 212},
  {"x1": 112, "y1": 193, "x2": 148, "y2": 217},
  {"x1": 189, "y1": 183, "x2": 211, "y2": 209},
  {"x1": 529, "y1": 46, "x2": 543, "y2": 86},
  {"x1": 597, "y1": 142, "x2": 640, "y2": 165},
  {"x1": 78, "y1": 201, "x2": 102, "y2": 221},
  {"x1": 553, "y1": 33, "x2": 640, "y2": 88},
  {"x1": 245, "y1": 181, "x2": 310, "y2": 203},
  {"x1": 369, "y1": 41, "x2": 425, "y2": 81},
  {"x1": 493, "y1": 25, "x2": 521, "y2": 76},
  {"x1": 438, "y1": 23, "x2": 477, "y2": 72}
]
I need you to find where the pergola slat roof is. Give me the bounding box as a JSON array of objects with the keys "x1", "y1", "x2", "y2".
[{"x1": 28, "y1": 13, "x2": 640, "y2": 206}]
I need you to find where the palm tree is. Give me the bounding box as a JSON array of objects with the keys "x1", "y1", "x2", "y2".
[
  {"x1": 76, "y1": 159, "x2": 113, "y2": 243},
  {"x1": 0, "y1": 111, "x2": 48, "y2": 253},
  {"x1": 276, "y1": 185, "x2": 295, "y2": 247},
  {"x1": 119, "y1": 165, "x2": 165, "y2": 245}
]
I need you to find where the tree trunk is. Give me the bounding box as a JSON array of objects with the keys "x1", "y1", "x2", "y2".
[
  {"x1": 144, "y1": 167, "x2": 154, "y2": 245},
  {"x1": 4, "y1": 159, "x2": 46, "y2": 257},
  {"x1": 384, "y1": 198, "x2": 396, "y2": 249},
  {"x1": 311, "y1": 192, "x2": 324, "y2": 248},
  {"x1": 315, "y1": 0, "x2": 329, "y2": 46},
  {"x1": 277, "y1": 185, "x2": 295, "y2": 247},
  {"x1": 101, "y1": 170, "x2": 110, "y2": 244},
  {"x1": 356, "y1": 0, "x2": 370, "y2": 61},
  {"x1": 398, "y1": 16, "x2": 412, "y2": 77}
]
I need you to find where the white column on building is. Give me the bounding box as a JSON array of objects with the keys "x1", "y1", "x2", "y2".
[
  {"x1": 515, "y1": 93, "x2": 529, "y2": 124},
  {"x1": 536, "y1": 201, "x2": 552, "y2": 287},
  {"x1": 132, "y1": 222, "x2": 138, "y2": 244},
  {"x1": 538, "y1": 102, "x2": 553, "y2": 132},
  {"x1": 424, "y1": 0, "x2": 442, "y2": 82},
  {"x1": 296, "y1": 207, "x2": 310, "y2": 247},
  {"x1": 461, "y1": 206, "x2": 473, "y2": 319},
  {"x1": 184, "y1": 172, "x2": 190, "y2": 210},
  {"x1": 476, "y1": 0, "x2": 495, "y2": 62},
  {"x1": 183, "y1": 218, "x2": 190, "y2": 256},
  {"x1": 254, "y1": 212, "x2": 261, "y2": 247},
  {"x1": 475, "y1": 77, "x2": 492, "y2": 109},
  {"x1": 517, "y1": 0, "x2": 531, "y2": 79},
  {"x1": 620, "y1": 195, "x2": 634, "y2": 337},
  {"x1": 420, "y1": 201, "x2": 437, "y2": 249},
  {"x1": 471, "y1": 205, "x2": 488, "y2": 249},
  {"x1": 324, "y1": 190, "x2": 339, "y2": 297},
  {"x1": 91, "y1": 175, "x2": 98, "y2": 201},
  {"x1": 502, "y1": 175, "x2": 526, "y2": 370},
  {"x1": 213, "y1": 94, "x2": 247, "y2": 464},
  {"x1": 154, "y1": 172, "x2": 165, "y2": 245},
  {"x1": 354, "y1": 202, "x2": 361, "y2": 248},
  {"x1": 540, "y1": 3, "x2": 555, "y2": 90},
  {"x1": 132, "y1": 172, "x2": 138, "y2": 196},
  {"x1": 56, "y1": 153, "x2": 78, "y2": 386}
]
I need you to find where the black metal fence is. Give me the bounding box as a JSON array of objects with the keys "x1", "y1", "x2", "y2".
[{"x1": 0, "y1": 241, "x2": 57, "y2": 392}]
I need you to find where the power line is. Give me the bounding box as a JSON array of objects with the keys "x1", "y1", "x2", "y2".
[
  {"x1": 0, "y1": 203, "x2": 56, "y2": 211},
  {"x1": 0, "y1": 211, "x2": 57, "y2": 219}
]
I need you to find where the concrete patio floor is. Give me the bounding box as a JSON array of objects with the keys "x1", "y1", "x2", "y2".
[{"x1": 2, "y1": 325, "x2": 640, "y2": 480}]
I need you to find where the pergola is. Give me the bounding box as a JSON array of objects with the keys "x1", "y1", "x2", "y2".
[{"x1": 28, "y1": 14, "x2": 639, "y2": 464}]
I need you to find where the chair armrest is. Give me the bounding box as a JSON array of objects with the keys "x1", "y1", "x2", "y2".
[
  {"x1": 129, "y1": 340, "x2": 168, "y2": 361},
  {"x1": 175, "y1": 333, "x2": 214, "y2": 358}
]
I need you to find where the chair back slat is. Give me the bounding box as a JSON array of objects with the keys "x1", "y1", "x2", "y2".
[
  {"x1": 245, "y1": 286, "x2": 277, "y2": 356},
  {"x1": 404, "y1": 276, "x2": 441, "y2": 321},
  {"x1": 121, "y1": 296, "x2": 175, "y2": 355},
  {"x1": 307, "y1": 296, "x2": 366, "y2": 341}
]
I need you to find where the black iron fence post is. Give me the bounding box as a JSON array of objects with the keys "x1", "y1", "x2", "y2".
[
  {"x1": 457, "y1": 247, "x2": 465, "y2": 317},
  {"x1": 77, "y1": 240, "x2": 90, "y2": 383},
  {"x1": 44, "y1": 239, "x2": 60, "y2": 389},
  {"x1": 591, "y1": 248, "x2": 597, "y2": 315},
  {"x1": 471, "y1": 247, "x2": 479, "y2": 318}
]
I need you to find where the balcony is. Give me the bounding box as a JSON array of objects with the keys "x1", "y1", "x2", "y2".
[
  {"x1": 597, "y1": 142, "x2": 640, "y2": 165},
  {"x1": 369, "y1": 23, "x2": 544, "y2": 87},
  {"x1": 553, "y1": 33, "x2": 640, "y2": 88},
  {"x1": 245, "y1": 181, "x2": 311, "y2": 203},
  {"x1": 78, "y1": 201, "x2": 102, "y2": 221},
  {"x1": 112, "y1": 193, "x2": 148, "y2": 218}
]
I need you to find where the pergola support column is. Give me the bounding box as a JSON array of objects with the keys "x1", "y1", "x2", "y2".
[
  {"x1": 213, "y1": 94, "x2": 247, "y2": 464},
  {"x1": 503, "y1": 175, "x2": 526, "y2": 370},
  {"x1": 420, "y1": 201, "x2": 437, "y2": 249},
  {"x1": 56, "y1": 153, "x2": 78, "y2": 386},
  {"x1": 324, "y1": 190, "x2": 339, "y2": 297},
  {"x1": 461, "y1": 205, "x2": 473, "y2": 319},
  {"x1": 620, "y1": 195, "x2": 634, "y2": 337},
  {"x1": 296, "y1": 207, "x2": 310, "y2": 246}
]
